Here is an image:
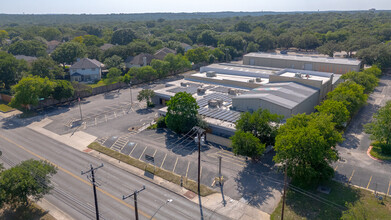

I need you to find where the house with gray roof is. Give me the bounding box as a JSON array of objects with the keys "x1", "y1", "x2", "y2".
[
  {"x1": 153, "y1": 47, "x2": 176, "y2": 60},
  {"x1": 125, "y1": 53, "x2": 155, "y2": 68},
  {"x1": 14, "y1": 55, "x2": 38, "y2": 63},
  {"x1": 69, "y1": 58, "x2": 103, "y2": 82}
]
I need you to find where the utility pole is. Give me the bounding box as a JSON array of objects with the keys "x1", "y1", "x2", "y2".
[
  {"x1": 78, "y1": 97, "x2": 83, "y2": 121},
  {"x1": 218, "y1": 156, "x2": 222, "y2": 185},
  {"x1": 122, "y1": 185, "x2": 145, "y2": 220},
  {"x1": 81, "y1": 164, "x2": 104, "y2": 220},
  {"x1": 129, "y1": 82, "x2": 133, "y2": 107},
  {"x1": 193, "y1": 126, "x2": 206, "y2": 194},
  {"x1": 281, "y1": 165, "x2": 288, "y2": 220}
]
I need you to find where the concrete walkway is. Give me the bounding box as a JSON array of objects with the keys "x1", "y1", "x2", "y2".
[{"x1": 28, "y1": 118, "x2": 270, "y2": 220}]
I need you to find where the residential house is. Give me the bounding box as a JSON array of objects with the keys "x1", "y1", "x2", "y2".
[
  {"x1": 153, "y1": 47, "x2": 176, "y2": 60},
  {"x1": 100, "y1": 43, "x2": 115, "y2": 51},
  {"x1": 180, "y1": 43, "x2": 192, "y2": 52},
  {"x1": 125, "y1": 53, "x2": 155, "y2": 68},
  {"x1": 46, "y1": 40, "x2": 61, "y2": 54},
  {"x1": 70, "y1": 58, "x2": 103, "y2": 82},
  {"x1": 14, "y1": 55, "x2": 38, "y2": 63}
]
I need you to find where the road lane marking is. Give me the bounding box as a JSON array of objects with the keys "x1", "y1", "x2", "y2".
[
  {"x1": 172, "y1": 157, "x2": 179, "y2": 172},
  {"x1": 139, "y1": 146, "x2": 147, "y2": 160},
  {"x1": 152, "y1": 149, "x2": 157, "y2": 157},
  {"x1": 367, "y1": 176, "x2": 372, "y2": 189},
  {"x1": 0, "y1": 134, "x2": 154, "y2": 219},
  {"x1": 129, "y1": 143, "x2": 138, "y2": 156},
  {"x1": 387, "y1": 180, "x2": 391, "y2": 196},
  {"x1": 185, "y1": 161, "x2": 190, "y2": 178},
  {"x1": 349, "y1": 170, "x2": 355, "y2": 183},
  {"x1": 160, "y1": 153, "x2": 167, "y2": 168},
  {"x1": 334, "y1": 165, "x2": 338, "y2": 171}
]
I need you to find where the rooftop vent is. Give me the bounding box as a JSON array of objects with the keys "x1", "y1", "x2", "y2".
[
  {"x1": 180, "y1": 82, "x2": 189, "y2": 87},
  {"x1": 295, "y1": 73, "x2": 302, "y2": 78},
  {"x1": 255, "y1": 77, "x2": 262, "y2": 82},
  {"x1": 208, "y1": 99, "x2": 219, "y2": 108},
  {"x1": 248, "y1": 79, "x2": 255, "y2": 83},
  {"x1": 206, "y1": 71, "x2": 216, "y2": 77},
  {"x1": 197, "y1": 88, "x2": 206, "y2": 94},
  {"x1": 165, "y1": 83, "x2": 174, "y2": 87},
  {"x1": 228, "y1": 88, "x2": 238, "y2": 95}
]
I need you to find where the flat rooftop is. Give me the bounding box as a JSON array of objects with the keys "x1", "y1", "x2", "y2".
[
  {"x1": 189, "y1": 72, "x2": 269, "y2": 85},
  {"x1": 245, "y1": 52, "x2": 361, "y2": 66},
  {"x1": 201, "y1": 63, "x2": 281, "y2": 77},
  {"x1": 233, "y1": 82, "x2": 319, "y2": 109},
  {"x1": 276, "y1": 69, "x2": 333, "y2": 84}
]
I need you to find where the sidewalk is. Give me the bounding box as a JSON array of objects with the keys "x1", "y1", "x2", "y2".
[{"x1": 28, "y1": 118, "x2": 270, "y2": 220}]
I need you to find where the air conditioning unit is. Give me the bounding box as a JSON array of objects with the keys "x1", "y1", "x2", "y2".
[
  {"x1": 248, "y1": 79, "x2": 255, "y2": 83},
  {"x1": 228, "y1": 88, "x2": 238, "y2": 95},
  {"x1": 295, "y1": 73, "x2": 302, "y2": 78},
  {"x1": 206, "y1": 71, "x2": 216, "y2": 77},
  {"x1": 255, "y1": 77, "x2": 262, "y2": 82},
  {"x1": 180, "y1": 82, "x2": 188, "y2": 87},
  {"x1": 197, "y1": 88, "x2": 206, "y2": 94},
  {"x1": 208, "y1": 99, "x2": 219, "y2": 108}
]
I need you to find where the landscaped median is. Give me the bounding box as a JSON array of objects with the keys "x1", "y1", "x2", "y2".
[
  {"x1": 87, "y1": 142, "x2": 215, "y2": 197},
  {"x1": 369, "y1": 141, "x2": 391, "y2": 161},
  {"x1": 0, "y1": 103, "x2": 13, "y2": 113}
]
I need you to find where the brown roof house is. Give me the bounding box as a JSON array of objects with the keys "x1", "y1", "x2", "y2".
[
  {"x1": 100, "y1": 43, "x2": 115, "y2": 51},
  {"x1": 153, "y1": 47, "x2": 176, "y2": 60},
  {"x1": 46, "y1": 40, "x2": 61, "y2": 54},
  {"x1": 70, "y1": 58, "x2": 103, "y2": 82},
  {"x1": 125, "y1": 53, "x2": 155, "y2": 68},
  {"x1": 180, "y1": 43, "x2": 193, "y2": 52}
]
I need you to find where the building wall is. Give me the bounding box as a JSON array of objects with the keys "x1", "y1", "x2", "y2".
[
  {"x1": 232, "y1": 97, "x2": 292, "y2": 118},
  {"x1": 291, "y1": 90, "x2": 320, "y2": 115},
  {"x1": 243, "y1": 56, "x2": 361, "y2": 74},
  {"x1": 70, "y1": 68, "x2": 101, "y2": 81}
]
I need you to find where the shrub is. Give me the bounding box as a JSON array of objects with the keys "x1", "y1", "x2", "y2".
[{"x1": 156, "y1": 116, "x2": 166, "y2": 128}]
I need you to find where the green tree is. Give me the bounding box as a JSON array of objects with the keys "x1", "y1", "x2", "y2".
[
  {"x1": 234, "y1": 21, "x2": 252, "y2": 33},
  {"x1": 315, "y1": 99, "x2": 350, "y2": 129},
  {"x1": 235, "y1": 109, "x2": 283, "y2": 146},
  {"x1": 104, "y1": 55, "x2": 124, "y2": 69},
  {"x1": 316, "y1": 41, "x2": 341, "y2": 57},
  {"x1": 111, "y1": 28, "x2": 137, "y2": 45},
  {"x1": 165, "y1": 92, "x2": 199, "y2": 133},
  {"x1": 0, "y1": 159, "x2": 57, "y2": 207},
  {"x1": 197, "y1": 30, "x2": 218, "y2": 47},
  {"x1": 30, "y1": 57, "x2": 64, "y2": 79},
  {"x1": 364, "y1": 101, "x2": 391, "y2": 147},
  {"x1": 127, "y1": 39, "x2": 154, "y2": 55},
  {"x1": 82, "y1": 35, "x2": 104, "y2": 47},
  {"x1": 137, "y1": 89, "x2": 155, "y2": 107},
  {"x1": 277, "y1": 32, "x2": 294, "y2": 49},
  {"x1": 0, "y1": 51, "x2": 27, "y2": 89},
  {"x1": 327, "y1": 81, "x2": 368, "y2": 115},
  {"x1": 0, "y1": 30, "x2": 9, "y2": 45},
  {"x1": 10, "y1": 76, "x2": 55, "y2": 108},
  {"x1": 52, "y1": 80, "x2": 74, "y2": 101},
  {"x1": 151, "y1": 59, "x2": 170, "y2": 78},
  {"x1": 293, "y1": 34, "x2": 320, "y2": 51},
  {"x1": 86, "y1": 45, "x2": 103, "y2": 61},
  {"x1": 51, "y1": 41, "x2": 86, "y2": 66},
  {"x1": 341, "y1": 71, "x2": 379, "y2": 94},
  {"x1": 231, "y1": 131, "x2": 265, "y2": 159},
  {"x1": 341, "y1": 201, "x2": 369, "y2": 220},
  {"x1": 164, "y1": 54, "x2": 191, "y2": 74},
  {"x1": 208, "y1": 48, "x2": 225, "y2": 62},
  {"x1": 8, "y1": 40, "x2": 47, "y2": 57},
  {"x1": 246, "y1": 42, "x2": 260, "y2": 52},
  {"x1": 274, "y1": 113, "x2": 342, "y2": 186},
  {"x1": 105, "y1": 67, "x2": 122, "y2": 84},
  {"x1": 38, "y1": 27, "x2": 62, "y2": 41},
  {"x1": 363, "y1": 65, "x2": 382, "y2": 77},
  {"x1": 185, "y1": 47, "x2": 209, "y2": 64},
  {"x1": 219, "y1": 33, "x2": 246, "y2": 51}
]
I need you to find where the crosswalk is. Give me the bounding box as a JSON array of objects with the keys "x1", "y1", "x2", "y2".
[{"x1": 110, "y1": 136, "x2": 129, "y2": 151}]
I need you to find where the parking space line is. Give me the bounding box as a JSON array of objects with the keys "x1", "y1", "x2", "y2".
[
  {"x1": 349, "y1": 170, "x2": 355, "y2": 183},
  {"x1": 200, "y1": 166, "x2": 203, "y2": 179},
  {"x1": 334, "y1": 165, "x2": 338, "y2": 171},
  {"x1": 185, "y1": 161, "x2": 190, "y2": 178},
  {"x1": 173, "y1": 157, "x2": 179, "y2": 172},
  {"x1": 209, "y1": 153, "x2": 245, "y2": 167},
  {"x1": 366, "y1": 176, "x2": 372, "y2": 189},
  {"x1": 387, "y1": 180, "x2": 391, "y2": 196},
  {"x1": 114, "y1": 112, "x2": 117, "y2": 118},
  {"x1": 160, "y1": 153, "x2": 167, "y2": 168},
  {"x1": 95, "y1": 117, "x2": 97, "y2": 126},
  {"x1": 139, "y1": 146, "x2": 147, "y2": 160},
  {"x1": 129, "y1": 143, "x2": 138, "y2": 156},
  {"x1": 152, "y1": 149, "x2": 157, "y2": 157}
]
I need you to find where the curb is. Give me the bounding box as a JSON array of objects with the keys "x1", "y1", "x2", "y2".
[{"x1": 367, "y1": 145, "x2": 383, "y2": 162}]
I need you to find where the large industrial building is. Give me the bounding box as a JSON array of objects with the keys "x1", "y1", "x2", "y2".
[
  {"x1": 243, "y1": 53, "x2": 362, "y2": 74},
  {"x1": 152, "y1": 61, "x2": 347, "y2": 136}
]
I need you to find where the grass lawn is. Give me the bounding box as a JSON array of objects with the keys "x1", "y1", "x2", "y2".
[
  {"x1": 88, "y1": 80, "x2": 107, "y2": 88},
  {"x1": 0, "y1": 104, "x2": 13, "y2": 113},
  {"x1": 0, "y1": 203, "x2": 55, "y2": 220},
  {"x1": 88, "y1": 142, "x2": 216, "y2": 197},
  {"x1": 271, "y1": 181, "x2": 391, "y2": 220},
  {"x1": 370, "y1": 142, "x2": 391, "y2": 161}
]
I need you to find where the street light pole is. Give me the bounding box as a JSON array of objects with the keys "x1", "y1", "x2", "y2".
[
  {"x1": 78, "y1": 97, "x2": 83, "y2": 121},
  {"x1": 193, "y1": 126, "x2": 206, "y2": 195}
]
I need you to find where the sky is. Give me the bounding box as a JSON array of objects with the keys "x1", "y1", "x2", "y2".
[{"x1": 0, "y1": 0, "x2": 389, "y2": 14}]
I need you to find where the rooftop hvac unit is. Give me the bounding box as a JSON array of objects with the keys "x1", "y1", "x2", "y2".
[
  {"x1": 216, "y1": 98, "x2": 224, "y2": 106},
  {"x1": 165, "y1": 83, "x2": 174, "y2": 87},
  {"x1": 228, "y1": 88, "x2": 238, "y2": 95},
  {"x1": 197, "y1": 88, "x2": 206, "y2": 94},
  {"x1": 248, "y1": 79, "x2": 255, "y2": 83},
  {"x1": 206, "y1": 71, "x2": 216, "y2": 77},
  {"x1": 208, "y1": 99, "x2": 219, "y2": 108},
  {"x1": 180, "y1": 82, "x2": 189, "y2": 87},
  {"x1": 295, "y1": 73, "x2": 302, "y2": 78},
  {"x1": 255, "y1": 77, "x2": 262, "y2": 82}
]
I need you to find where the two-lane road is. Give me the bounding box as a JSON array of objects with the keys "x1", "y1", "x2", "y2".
[{"x1": 0, "y1": 124, "x2": 228, "y2": 220}]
